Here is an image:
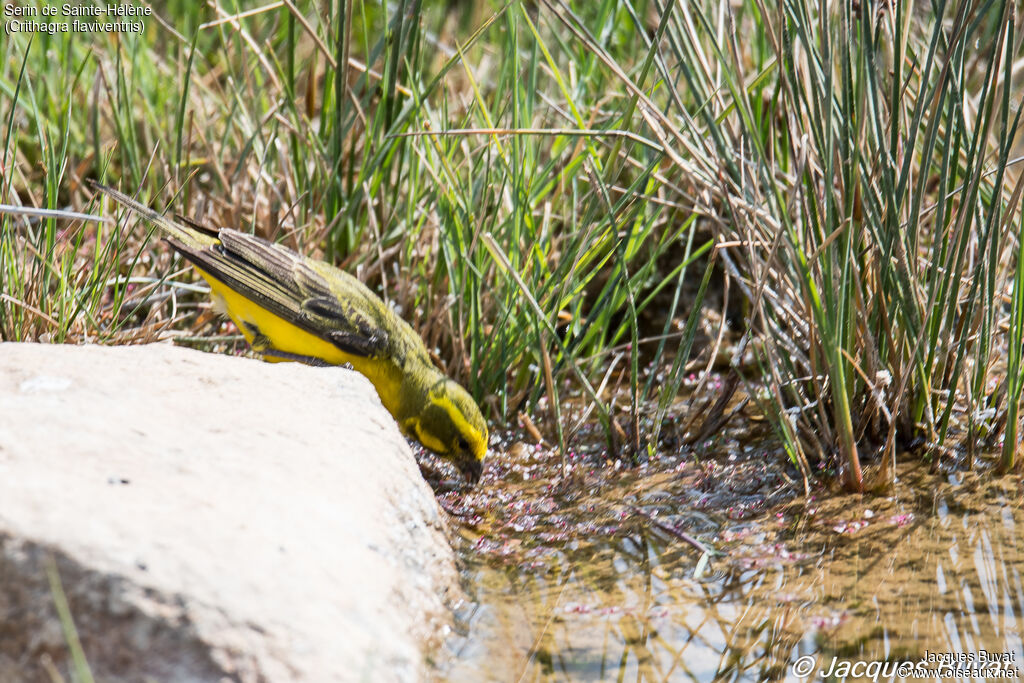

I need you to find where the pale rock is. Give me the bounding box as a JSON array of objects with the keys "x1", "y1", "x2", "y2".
[{"x1": 0, "y1": 342, "x2": 460, "y2": 682}]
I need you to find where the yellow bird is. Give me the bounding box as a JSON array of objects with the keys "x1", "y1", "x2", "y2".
[{"x1": 90, "y1": 181, "x2": 488, "y2": 483}]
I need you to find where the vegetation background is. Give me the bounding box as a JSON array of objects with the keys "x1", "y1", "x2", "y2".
[{"x1": 2, "y1": 0, "x2": 1022, "y2": 491}]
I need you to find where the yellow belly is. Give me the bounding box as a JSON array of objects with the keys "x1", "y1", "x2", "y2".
[{"x1": 196, "y1": 267, "x2": 405, "y2": 417}]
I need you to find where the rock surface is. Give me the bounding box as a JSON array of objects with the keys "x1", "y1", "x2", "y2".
[{"x1": 0, "y1": 342, "x2": 460, "y2": 682}]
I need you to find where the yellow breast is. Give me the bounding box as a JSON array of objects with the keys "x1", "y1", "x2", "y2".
[{"x1": 197, "y1": 267, "x2": 406, "y2": 418}]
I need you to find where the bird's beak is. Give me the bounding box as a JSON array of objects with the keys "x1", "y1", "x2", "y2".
[{"x1": 457, "y1": 457, "x2": 483, "y2": 485}]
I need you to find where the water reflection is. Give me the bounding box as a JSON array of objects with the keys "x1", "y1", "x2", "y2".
[{"x1": 440, "y1": 450, "x2": 1024, "y2": 682}]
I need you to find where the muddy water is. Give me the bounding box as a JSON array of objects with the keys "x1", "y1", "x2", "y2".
[{"x1": 436, "y1": 443, "x2": 1024, "y2": 681}]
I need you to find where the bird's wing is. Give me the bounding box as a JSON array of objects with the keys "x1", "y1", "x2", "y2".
[{"x1": 171, "y1": 229, "x2": 390, "y2": 359}]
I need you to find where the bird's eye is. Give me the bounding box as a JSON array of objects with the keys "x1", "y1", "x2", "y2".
[{"x1": 457, "y1": 437, "x2": 470, "y2": 451}]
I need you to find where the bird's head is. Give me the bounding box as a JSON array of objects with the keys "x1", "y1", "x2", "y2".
[{"x1": 410, "y1": 377, "x2": 488, "y2": 484}]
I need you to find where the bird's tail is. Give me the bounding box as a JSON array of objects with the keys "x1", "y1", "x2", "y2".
[{"x1": 87, "y1": 180, "x2": 218, "y2": 249}]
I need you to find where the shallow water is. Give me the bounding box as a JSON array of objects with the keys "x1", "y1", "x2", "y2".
[{"x1": 436, "y1": 440, "x2": 1024, "y2": 682}]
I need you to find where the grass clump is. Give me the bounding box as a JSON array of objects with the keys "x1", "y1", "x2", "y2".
[{"x1": 2, "y1": 0, "x2": 1022, "y2": 489}]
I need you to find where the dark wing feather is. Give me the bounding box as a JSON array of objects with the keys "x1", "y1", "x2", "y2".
[
  {"x1": 173, "y1": 214, "x2": 221, "y2": 239},
  {"x1": 169, "y1": 228, "x2": 389, "y2": 358}
]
